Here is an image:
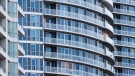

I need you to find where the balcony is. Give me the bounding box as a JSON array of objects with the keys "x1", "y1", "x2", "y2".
[
  {"x1": 0, "y1": 4, "x2": 6, "y2": 17},
  {"x1": 113, "y1": 0, "x2": 135, "y2": 6},
  {"x1": 44, "y1": 23, "x2": 104, "y2": 41},
  {"x1": 104, "y1": 35, "x2": 114, "y2": 51},
  {"x1": 44, "y1": 52, "x2": 114, "y2": 74},
  {"x1": 106, "y1": 63, "x2": 114, "y2": 74},
  {"x1": 114, "y1": 30, "x2": 135, "y2": 37},
  {"x1": 0, "y1": 66, "x2": 6, "y2": 76},
  {"x1": 0, "y1": 24, "x2": 6, "y2": 38},
  {"x1": 44, "y1": 52, "x2": 105, "y2": 69},
  {"x1": 114, "y1": 19, "x2": 135, "y2": 27},
  {"x1": 105, "y1": 48, "x2": 115, "y2": 64},
  {"x1": 18, "y1": 4, "x2": 24, "y2": 17},
  {"x1": 114, "y1": 51, "x2": 135, "y2": 58},
  {"x1": 44, "y1": 0, "x2": 103, "y2": 13},
  {"x1": 115, "y1": 62, "x2": 135, "y2": 69},
  {"x1": 114, "y1": 40, "x2": 135, "y2": 48},
  {"x1": 114, "y1": 8, "x2": 135, "y2": 16},
  {"x1": 0, "y1": 45, "x2": 6, "y2": 58},
  {"x1": 18, "y1": 63, "x2": 25, "y2": 75},
  {"x1": 44, "y1": 37, "x2": 104, "y2": 55},
  {"x1": 43, "y1": 8, "x2": 104, "y2": 28},
  {"x1": 115, "y1": 73, "x2": 135, "y2": 76},
  {"x1": 44, "y1": 66, "x2": 102, "y2": 76},
  {"x1": 104, "y1": 7, "x2": 113, "y2": 23},
  {"x1": 18, "y1": 23, "x2": 25, "y2": 36},
  {"x1": 104, "y1": 22, "x2": 114, "y2": 37},
  {"x1": 102, "y1": 0, "x2": 113, "y2": 12},
  {"x1": 18, "y1": 43, "x2": 25, "y2": 56}
]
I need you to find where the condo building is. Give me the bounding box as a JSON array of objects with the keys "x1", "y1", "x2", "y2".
[
  {"x1": 0, "y1": 0, "x2": 25, "y2": 76},
  {"x1": 113, "y1": 0, "x2": 135, "y2": 76},
  {"x1": 18, "y1": 0, "x2": 115, "y2": 76}
]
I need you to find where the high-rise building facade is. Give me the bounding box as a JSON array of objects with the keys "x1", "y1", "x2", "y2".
[
  {"x1": 18, "y1": 0, "x2": 115, "y2": 76},
  {"x1": 0, "y1": 0, "x2": 25, "y2": 76},
  {"x1": 113, "y1": 0, "x2": 135, "y2": 76}
]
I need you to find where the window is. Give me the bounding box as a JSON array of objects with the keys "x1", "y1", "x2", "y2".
[{"x1": 8, "y1": 1, "x2": 17, "y2": 17}]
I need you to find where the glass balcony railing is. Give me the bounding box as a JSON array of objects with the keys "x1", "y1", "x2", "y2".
[
  {"x1": 18, "y1": 63, "x2": 24, "y2": 69},
  {"x1": 105, "y1": 35, "x2": 114, "y2": 46},
  {"x1": 0, "y1": 24, "x2": 5, "y2": 32},
  {"x1": 44, "y1": 52, "x2": 105, "y2": 68},
  {"x1": 44, "y1": 66, "x2": 99, "y2": 76},
  {"x1": 0, "y1": 4, "x2": 5, "y2": 11},
  {"x1": 114, "y1": 30, "x2": 135, "y2": 36},
  {"x1": 0, "y1": 45, "x2": 6, "y2": 52},
  {"x1": 114, "y1": 19, "x2": 135, "y2": 27},
  {"x1": 18, "y1": 23, "x2": 24, "y2": 31},
  {"x1": 114, "y1": 8, "x2": 135, "y2": 16},
  {"x1": 115, "y1": 62, "x2": 135, "y2": 68},
  {"x1": 44, "y1": 52, "x2": 114, "y2": 73},
  {"x1": 115, "y1": 73, "x2": 135, "y2": 76},
  {"x1": 44, "y1": 23, "x2": 104, "y2": 41},
  {"x1": 18, "y1": 4, "x2": 23, "y2": 12},
  {"x1": 113, "y1": 0, "x2": 135, "y2": 6},
  {"x1": 114, "y1": 51, "x2": 135, "y2": 58},
  {"x1": 114, "y1": 40, "x2": 135, "y2": 48},
  {"x1": 18, "y1": 42, "x2": 23, "y2": 49},
  {"x1": 44, "y1": 37, "x2": 114, "y2": 62},
  {"x1": 45, "y1": 0, "x2": 103, "y2": 13},
  {"x1": 43, "y1": 8, "x2": 104, "y2": 28},
  {"x1": 44, "y1": 37, "x2": 104, "y2": 54},
  {"x1": 0, "y1": 66, "x2": 6, "y2": 73}
]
